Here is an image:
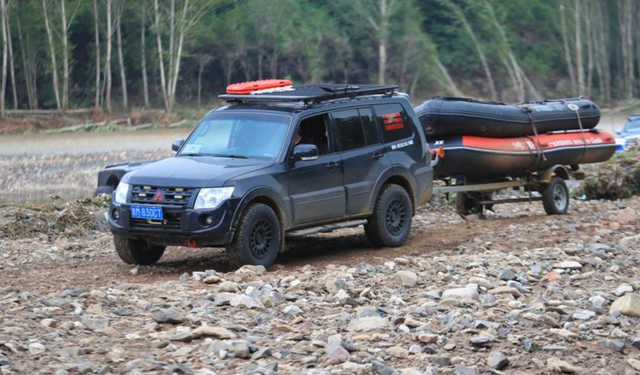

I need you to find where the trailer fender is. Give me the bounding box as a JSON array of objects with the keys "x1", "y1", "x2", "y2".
[{"x1": 538, "y1": 164, "x2": 570, "y2": 183}]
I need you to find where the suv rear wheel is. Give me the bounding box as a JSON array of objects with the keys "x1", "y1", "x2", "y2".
[
  {"x1": 226, "y1": 203, "x2": 281, "y2": 268},
  {"x1": 365, "y1": 184, "x2": 412, "y2": 247},
  {"x1": 114, "y1": 235, "x2": 165, "y2": 265}
]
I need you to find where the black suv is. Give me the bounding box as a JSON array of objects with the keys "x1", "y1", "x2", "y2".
[{"x1": 109, "y1": 84, "x2": 434, "y2": 267}]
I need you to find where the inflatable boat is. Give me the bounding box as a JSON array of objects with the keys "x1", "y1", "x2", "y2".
[
  {"x1": 416, "y1": 97, "x2": 601, "y2": 138},
  {"x1": 429, "y1": 130, "x2": 616, "y2": 178}
]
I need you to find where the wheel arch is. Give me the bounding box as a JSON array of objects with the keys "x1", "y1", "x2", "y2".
[
  {"x1": 231, "y1": 187, "x2": 287, "y2": 252},
  {"x1": 370, "y1": 168, "x2": 418, "y2": 216}
]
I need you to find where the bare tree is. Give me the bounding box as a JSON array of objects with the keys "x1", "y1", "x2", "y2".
[
  {"x1": 93, "y1": 0, "x2": 101, "y2": 107},
  {"x1": 16, "y1": 6, "x2": 38, "y2": 109},
  {"x1": 105, "y1": 0, "x2": 125, "y2": 114},
  {"x1": 154, "y1": 0, "x2": 207, "y2": 111},
  {"x1": 5, "y1": 0, "x2": 16, "y2": 110},
  {"x1": 42, "y1": 0, "x2": 61, "y2": 112},
  {"x1": 197, "y1": 54, "x2": 212, "y2": 109},
  {"x1": 574, "y1": 0, "x2": 585, "y2": 96},
  {"x1": 446, "y1": 0, "x2": 497, "y2": 101},
  {"x1": 116, "y1": 7, "x2": 127, "y2": 109},
  {"x1": 59, "y1": 0, "x2": 69, "y2": 112},
  {"x1": 618, "y1": 0, "x2": 634, "y2": 99},
  {"x1": 141, "y1": 5, "x2": 150, "y2": 108},
  {"x1": 482, "y1": 0, "x2": 540, "y2": 101},
  {"x1": 356, "y1": 0, "x2": 399, "y2": 84},
  {"x1": 0, "y1": 0, "x2": 7, "y2": 115},
  {"x1": 559, "y1": 3, "x2": 576, "y2": 93}
]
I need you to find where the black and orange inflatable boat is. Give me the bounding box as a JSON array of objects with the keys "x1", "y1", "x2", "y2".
[{"x1": 428, "y1": 130, "x2": 616, "y2": 178}]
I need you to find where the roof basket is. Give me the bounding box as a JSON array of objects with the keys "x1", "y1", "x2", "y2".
[{"x1": 219, "y1": 83, "x2": 398, "y2": 104}]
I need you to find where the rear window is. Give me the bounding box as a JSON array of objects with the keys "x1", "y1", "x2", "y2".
[
  {"x1": 374, "y1": 104, "x2": 413, "y2": 143},
  {"x1": 332, "y1": 109, "x2": 366, "y2": 151}
]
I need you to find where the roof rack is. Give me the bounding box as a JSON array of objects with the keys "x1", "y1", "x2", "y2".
[{"x1": 218, "y1": 84, "x2": 398, "y2": 104}]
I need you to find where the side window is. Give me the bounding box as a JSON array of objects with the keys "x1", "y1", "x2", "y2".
[
  {"x1": 297, "y1": 114, "x2": 331, "y2": 156},
  {"x1": 333, "y1": 109, "x2": 366, "y2": 151},
  {"x1": 359, "y1": 108, "x2": 380, "y2": 145},
  {"x1": 374, "y1": 104, "x2": 413, "y2": 143}
]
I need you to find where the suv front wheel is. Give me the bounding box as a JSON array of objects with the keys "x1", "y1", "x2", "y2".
[
  {"x1": 226, "y1": 203, "x2": 281, "y2": 268},
  {"x1": 365, "y1": 184, "x2": 413, "y2": 247},
  {"x1": 114, "y1": 235, "x2": 166, "y2": 265}
]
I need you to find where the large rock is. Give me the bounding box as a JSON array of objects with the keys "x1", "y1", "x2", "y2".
[
  {"x1": 191, "y1": 326, "x2": 237, "y2": 339},
  {"x1": 616, "y1": 207, "x2": 638, "y2": 224},
  {"x1": 347, "y1": 316, "x2": 387, "y2": 332},
  {"x1": 230, "y1": 295, "x2": 264, "y2": 309},
  {"x1": 395, "y1": 270, "x2": 418, "y2": 287},
  {"x1": 552, "y1": 261, "x2": 582, "y2": 270},
  {"x1": 546, "y1": 357, "x2": 578, "y2": 374},
  {"x1": 151, "y1": 309, "x2": 184, "y2": 324},
  {"x1": 487, "y1": 351, "x2": 509, "y2": 370},
  {"x1": 441, "y1": 287, "x2": 479, "y2": 301},
  {"x1": 610, "y1": 293, "x2": 640, "y2": 317}
]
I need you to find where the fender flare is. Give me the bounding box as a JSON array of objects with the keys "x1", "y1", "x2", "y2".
[
  {"x1": 230, "y1": 186, "x2": 288, "y2": 252},
  {"x1": 538, "y1": 164, "x2": 570, "y2": 184},
  {"x1": 369, "y1": 167, "x2": 419, "y2": 215}
]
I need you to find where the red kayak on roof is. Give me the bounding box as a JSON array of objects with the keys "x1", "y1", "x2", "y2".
[
  {"x1": 429, "y1": 130, "x2": 616, "y2": 178},
  {"x1": 226, "y1": 79, "x2": 292, "y2": 95}
]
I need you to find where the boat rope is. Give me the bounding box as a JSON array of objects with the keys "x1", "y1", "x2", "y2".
[
  {"x1": 567, "y1": 101, "x2": 588, "y2": 164},
  {"x1": 522, "y1": 106, "x2": 547, "y2": 172}
]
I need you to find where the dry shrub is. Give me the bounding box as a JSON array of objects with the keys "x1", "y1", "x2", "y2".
[
  {"x1": 0, "y1": 196, "x2": 110, "y2": 240},
  {"x1": 580, "y1": 144, "x2": 640, "y2": 200},
  {"x1": 91, "y1": 106, "x2": 105, "y2": 122}
]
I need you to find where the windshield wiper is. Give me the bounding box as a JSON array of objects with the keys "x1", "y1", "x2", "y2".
[{"x1": 209, "y1": 154, "x2": 249, "y2": 159}]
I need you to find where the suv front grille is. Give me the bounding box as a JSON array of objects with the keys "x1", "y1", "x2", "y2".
[
  {"x1": 130, "y1": 211, "x2": 182, "y2": 230},
  {"x1": 131, "y1": 185, "x2": 196, "y2": 207}
]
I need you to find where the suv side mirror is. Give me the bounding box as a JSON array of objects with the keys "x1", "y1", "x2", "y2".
[
  {"x1": 172, "y1": 138, "x2": 184, "y2": 152},
  {"x1": 292, "y1": 144, "x2": 319, "y2": 161}
]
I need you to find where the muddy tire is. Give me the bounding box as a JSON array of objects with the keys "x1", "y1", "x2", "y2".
[
  {"x1": 114, "y1": 235, "x2": 165, "y2": 265},
  {"x1": 226, "y1": 203, "x2": 281, "y2": 268},
  {"x1": 365, "y1": 184, "x2": 412, "y2": 247},
  {"x1": 541, "y1": 176, "x2": 569, "y2": 215}
]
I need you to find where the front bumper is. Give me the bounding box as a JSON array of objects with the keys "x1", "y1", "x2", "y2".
[{"x1": 108, "y1": 198, "x2": 241, "y2": 247}]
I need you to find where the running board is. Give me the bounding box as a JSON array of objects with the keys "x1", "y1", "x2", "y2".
[{"x1": 286, "y1": 220, "x2": 368, "y2": 238}]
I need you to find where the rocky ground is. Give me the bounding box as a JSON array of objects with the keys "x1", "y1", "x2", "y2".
[{"x1": 2, "y1": 196, "x2": 640, "y2": 375}]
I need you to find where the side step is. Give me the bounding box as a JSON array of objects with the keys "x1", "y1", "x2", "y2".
[{"x1": 286, "y1": 220, "x2": 368, "y2": 238}]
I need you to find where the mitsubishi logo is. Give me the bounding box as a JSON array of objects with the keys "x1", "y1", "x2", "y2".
[{"x1": 152, "y1": 191, "x2": 164, "y2": 202}]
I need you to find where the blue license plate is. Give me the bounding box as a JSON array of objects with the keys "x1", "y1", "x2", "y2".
[{"x1": 130, "y1": 205, "x2": 164, "y2": 220}]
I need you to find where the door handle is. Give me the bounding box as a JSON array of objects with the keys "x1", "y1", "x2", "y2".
[
  {"x1": 372, "y1": 152, "x2": 385, "y2": 160},
  {"x1": 326, "y1": 161, "x2": 339, "y2": 169}
]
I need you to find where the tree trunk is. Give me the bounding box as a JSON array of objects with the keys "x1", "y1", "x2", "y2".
[
  {"x1": 168, "y1": 0, "x2": 189, "y2": 108},
  {"x1": 574, "y1": 0, "x2": 584, "y2": 96},
  {"x1": 154, "y1": 0, "x2": 170, "y2": 111},
  {"x1": 5, "y1": 1, "x2": 16, "y2": 110},
  {"x1": 141, "y1": 6, "x2": 150, "y2": 108},
  {"x1": 434, "y1": 55, "x2": 463, "y2": 97},
  {"x1": 42, "y1": 0, "x2": 61, "y2": 112},
  {"x1": 116, "y1": 10, "x2": 127, "y2": 109},
  {"x1": 448, "y1": 1, "x2": 497, "y2": 101},
  {"x1": 60, "y1": 0, "x2": 69, "y2": 112},
  {"x1": 105, "y1": 0, "x2": 112, "y2": 114},
  {"x1": 93, "y1": 0, "x2": 101, "y2": 107},
  {"x1": 0, "y1": 0, "x2": 7, "y2": 116},
  {"x1": 560, "y1": 2, "x2": 576, "y2": 94},
  {"x1": 17, "y1": 9, "x2": 38, "y2": 109},
  {"x1": 585, "y1": 3, "x2": 594, "y2": 98}
]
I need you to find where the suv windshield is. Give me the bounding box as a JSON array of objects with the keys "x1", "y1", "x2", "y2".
[{"x1": 179, "y1": 112, "x2": 291, "y2": 159}]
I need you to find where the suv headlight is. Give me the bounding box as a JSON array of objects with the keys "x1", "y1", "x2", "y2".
[
  {"x1": 194, "y1": 187, "x2": 234, "y2": 210},
  {"x1": 114, "y1": 182, "x2": 130, "y2": 204}
]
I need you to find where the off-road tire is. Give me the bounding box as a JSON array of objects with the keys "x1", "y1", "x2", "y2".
[
  {"x1": 365, "y1": 184, "x2": 413, "y2": 247},
  {"x1": 226, "y1": 203, "x2": 281, "y2": 268},
  {"x1": 541, "y1": 176, "x2": 569, "y2": 215},
  {"x1": 114, "y1": 235, "x2": 165, "y2": 265}
]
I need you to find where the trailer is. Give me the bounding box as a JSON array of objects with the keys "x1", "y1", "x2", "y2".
[{"x1": 430, "y1": 151, "x2": 582, "y2": 216}]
